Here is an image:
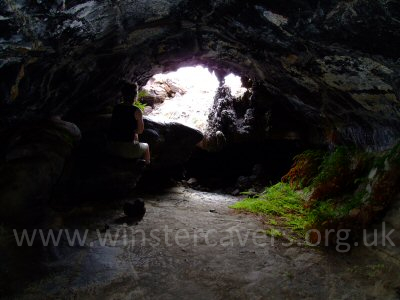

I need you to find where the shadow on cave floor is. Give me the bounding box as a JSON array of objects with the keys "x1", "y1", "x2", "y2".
[
  {"x1": 1, "y1": 185, "x2": 399, "y2": 299},
  {"x1": 136, "y1": 140, "x2": 306, "y2": 195},
  {"x1": 186, "y1": 140, "x2": 304, "y2": 191}
]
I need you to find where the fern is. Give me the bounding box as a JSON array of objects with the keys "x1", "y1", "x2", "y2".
[
  {"x1": 134, "y1": 89, "x2": 149, "y2": 111},
  {"x1": 133, "y1": 99, "x2": 147, "y2": 112},
  {"x1": 137, "y1": 90, "x2": 149, "y2": 101}
]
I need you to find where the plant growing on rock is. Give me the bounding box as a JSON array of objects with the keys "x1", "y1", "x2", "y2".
[
  {"x1": 231, "y1": 143, "x2": 399, "y2": 245},
  {"x1": 132, "y1": 90, "x2": 150, "y2": 112},
  {"x1": 281, "y1": 149, "x2": 324, "y2": 189},
  {"x1": 308, "y1": 147, "x2": 371, "y2": 205},
  {"x1": 230, "y1": 182, "x2": 311, "y2": 235},
  {"x1": 133, "y1": 99, "x2": 147, "y2": 112}
]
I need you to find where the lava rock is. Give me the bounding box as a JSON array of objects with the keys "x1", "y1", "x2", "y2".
[
  {"x1": 187, "y1": 177, "x2": 198, "y2": 185},
  {"x1": 123, "y1": 199, "x2": 146, "y2": 218},
  {"x1": 236, "y1": 175, "x2": 257, "y2": 190},
  {"x1": 0, "y1": 118, "x2": 81, "y2": 226},
  {"x1": 1, "y1": 0, "x2": 399, "y2": 150},
  {"x1": 142, "y1": 118, "x2": 204, "y2": 169},
  {"x1": 70, "y1": 154, "x2": 147, "y2": 200},
  {"x1": 231, "y1": 189, "x2": 241, "y2": 196},
  {"x1": 66, "y1": 114, "x2": 202, "y2": 197}
]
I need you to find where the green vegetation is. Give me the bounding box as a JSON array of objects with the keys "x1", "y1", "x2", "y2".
[
  {"x1": 230, "y1": 183, "x2": 311, "y2": 233},
  {"x1": 308, "y1": 146, "x2": 372, "y2": 203},
  {"x1": 137, "y1": 90, "x2": 149, "y2": 101},
  {"x1": 268, "y1": 219, "x2": 278, "y2": 226},
  {"x1": 133, "y1": 99, "x2": 147, "y2": 112},
  {"x1": 231, "y1": 181, "x2": 365, "y2": 236},
  {"x1": 312, "y1": 147, "x2": 350, "y2": 186},
  {"x1": 133, "y1": 90, "x2": 149, "y2": 111},
  {"x1": 282, "y1": 149, "x2": 324, "y2": 189},
  {"x1": 265, "y1": 228, "x2": 283, "y2": 238},
  {"x1": 231, "y1": 145, "x2": 391, "y2": 241},
  {"x1": 306, "y1": 191, "x2": 365, "y2": 225}
]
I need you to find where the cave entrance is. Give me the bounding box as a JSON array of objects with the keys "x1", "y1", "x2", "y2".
[
  {"x1": 138, "y1": 65, "x2": 301, "y2": 193},
  {"x1": 142, "y1": 65, "x2": 245, "y2": 133}
]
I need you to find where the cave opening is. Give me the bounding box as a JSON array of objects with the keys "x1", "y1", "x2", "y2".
[
  {"x1": 2, "y1": 0, "x2": 400, "y2": 297},
  {"x1": 141, "y1": 65, "x2": 244, "y2": 134},
  {"x1": 134, "y1": 65, "x2": 305, "y2": 194}
]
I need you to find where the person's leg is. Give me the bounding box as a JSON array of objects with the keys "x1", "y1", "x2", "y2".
[
  {"x1": 141, "y1": 143, "x2": 150, "y2": 164},
  {"x1": 108, "y1": 141, "x2": 150, "y2": 164}
]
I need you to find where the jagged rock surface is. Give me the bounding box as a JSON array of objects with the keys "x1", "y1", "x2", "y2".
[
  {"x1": 65, "y1": 114, "x2": 202, "y2": 199},
  {"x1": 0, "y1": 118, "x2": 81, "y2": 225},
  {"x1": 0, "y1": 0, "x2": 399, "y2": 149}
]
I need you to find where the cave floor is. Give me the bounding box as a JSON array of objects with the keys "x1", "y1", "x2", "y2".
[{"x1": 3, "y1": 186, "x2": 400, "y2": 299}]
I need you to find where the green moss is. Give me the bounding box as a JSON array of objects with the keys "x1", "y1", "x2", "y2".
[
  {"x1": 231, "y1": 182, "x2": 368, "y2": 238},
  {"x1": 230, "y1": 183, "x2": 311, "y2": 232},
  {"x1": 343, "y1": 191, "x2": 366, "y2": 213},
  {"x1": 232, "y1": 143, "x2": 400, "y2": 241},
  {"x1": 309, "y1": 146, "x2": 372, "y2": 202},
  {"x1": 268, "y1": 219, "x2": 278, "y2": 226},
  {"x1": 307, "y1": 190, "x2": 366, "y2": 225},
  {"x1": 312, "y1": 146, "x2": 350, "y2": 186},
  {"x1": 265, "y1": 228, "x2": 283, "y2": 238},
  {"x1": 307, "y1": 200, "x2": 336, "y2": 223}
]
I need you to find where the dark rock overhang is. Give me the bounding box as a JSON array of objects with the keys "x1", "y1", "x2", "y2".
[{"x1": 1, "y1": 0, "x2": 399, "y2": 148}]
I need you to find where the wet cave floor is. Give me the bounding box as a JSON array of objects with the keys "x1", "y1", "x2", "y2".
[{"x1": 1, "y1": 186, "x2": 400, "y2": 299}]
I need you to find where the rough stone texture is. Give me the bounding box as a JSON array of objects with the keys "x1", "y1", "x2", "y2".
[
  {"x1": 65, "y1": 114, "x2": 202, "y2": 198},
  {"x1": 142, "y1": 118, "x2": 204, "y2": 169},
  {"x1": 0, "y1": 0, "x2": 399, "y2": 149},
  {"x1": 123, "y1": 198, "x2": 146, "y2": 218},
  {"x1": 143, "y1": 77, "x2": 187, "y2": 104},
  {"x1": 68, "y1": 152, "x2": 147, "y2": 200},
  {"x1": 2, "y1": 186, "x2": 399, "y2": 298},
  {"x1": 203, "y1": 82, "x2": 318, "y2": 153},
  {"x1": 74, "y1": 113, "x2": 203, "y2": 167},
  {"x1": 205, "y1": 86, "x2": 256, "y2": 150},
  {"x1": 0, "y1": 118, "x2": 81, "y2": 225}
]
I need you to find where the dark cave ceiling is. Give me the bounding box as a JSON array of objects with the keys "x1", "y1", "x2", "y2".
[{"x1": 1, "y1": 0, "x2": 399, "y2": 148}]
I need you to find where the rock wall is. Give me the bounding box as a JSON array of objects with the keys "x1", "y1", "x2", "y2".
[
  {"x1": 1, "y1": 0, "x2": 399, "y2": 149},
  {"x1": 0, "y1": 111, "x2": 202, "y2": 225},
  {"x1": 0, "y1": 118, "x2": 81, "y2": 225}
]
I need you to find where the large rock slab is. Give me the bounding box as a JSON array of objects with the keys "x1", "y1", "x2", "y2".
[
  {"x1": 142, "y1": 118, "x2": 203, "y2": 169},
  {"x1": 69, "y1": 114, "x2": 203, "y2": 196},
  {"x1": 0, "y1": 118, "x2": 81, "y2": 226}
]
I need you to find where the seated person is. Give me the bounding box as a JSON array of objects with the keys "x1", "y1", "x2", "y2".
[{"x1": 108, "y1": 82, "x2": 150, "y2": 164}]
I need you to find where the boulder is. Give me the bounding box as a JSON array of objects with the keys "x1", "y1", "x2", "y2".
[
  {"x1": 69, "y1": 154, "x2": 147, "y2": 200},
  {"x1": 142, "y1": 118, "x2": 204, "y2": 169},
  {"x1": 123, "y1": 198, "x2": 146, "y2": 218},
  {"x1": 0, "y1": 118, "x2": 81, "y2": 226},
  {"x1": 67, "y1": 114, "x2": 203, "y2": 197},
  {"x1": 74, "y1": 113, "x2": 203, "y2": 168}
]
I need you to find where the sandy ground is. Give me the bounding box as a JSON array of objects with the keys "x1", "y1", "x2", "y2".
[{"x1": 4, "y1": 186, "x2": 399, "y2": 299}]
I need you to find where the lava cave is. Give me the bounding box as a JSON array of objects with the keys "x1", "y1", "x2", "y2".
[{"x1": 0, "y1": 0, "x2": 400, "y2": 298}]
